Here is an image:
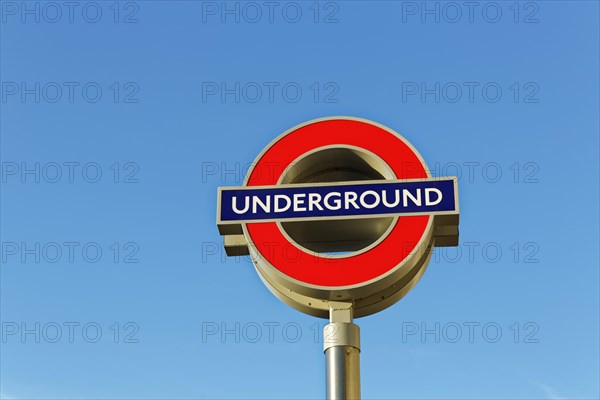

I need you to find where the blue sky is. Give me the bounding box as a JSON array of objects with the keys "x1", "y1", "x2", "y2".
[{"x1": 0, "y1": 1, "x2": 598, "y2": 399}]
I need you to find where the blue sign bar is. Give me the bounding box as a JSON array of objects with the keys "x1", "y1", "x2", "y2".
[{"x1": 219, "y1": 178, "x2": 457, "y2": 223}]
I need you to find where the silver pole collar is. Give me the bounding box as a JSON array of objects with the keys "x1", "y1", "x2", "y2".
[
  {"x1": 324, "y1": 301, "x2": 361, "y2": 352},
  {"x1": 323, "y1": 322, "x2": 360, "y2": 352}
]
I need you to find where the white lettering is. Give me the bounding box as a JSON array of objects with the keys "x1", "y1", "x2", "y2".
[
  {"x1": 344, "y1": 191, "x2": 359, "y2": 209},
  {"x1": 382, "y1": 189, "x2": 400, "y2": 208},
  {"x1": 403, "y1": 189, "x2": 422, "y2": 207},
  {"x1": 232, "y1": 196, "x2": 250, "y2": 214},
  {"x1": 252, "y1": 196, "x2": 270, "y2": 213},
  {"x1": 425, "y1": 188, "x2": 442, "y2": 206},
  {"x1": 274, "y1": 194, "x2": 291, "y2": 212},
  {"x1": 308, "y1": 193, "x2": 323, "y2": 211},
  {"x1": 324, "y1": 192, "x2": 342, "y2": 210},
  {"x1": 359, "y1": 190, "x2": 380, "y2": 209},
  {"x1": 293, "y1": 193, "x2": 306, "y2": 211}
]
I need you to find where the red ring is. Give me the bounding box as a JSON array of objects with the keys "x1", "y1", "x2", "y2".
[{"x1": 246, "y1": 119, "x2": 430, "y2": 287}]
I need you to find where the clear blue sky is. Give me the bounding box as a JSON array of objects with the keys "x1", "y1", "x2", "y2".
[{"x1": 1, "y1": 1, "x2": 598, "y2": 399}]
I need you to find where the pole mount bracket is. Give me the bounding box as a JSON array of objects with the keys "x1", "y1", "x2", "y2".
[{"x1": 324, "y1": 301, "x2": 360, "y2": 352}]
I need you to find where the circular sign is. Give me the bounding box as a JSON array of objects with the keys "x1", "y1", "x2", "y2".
[{"x1": 217, "y1": 117, "x2": 459, "y2": 318}]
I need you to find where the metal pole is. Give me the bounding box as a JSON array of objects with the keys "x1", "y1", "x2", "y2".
[{"x1": 324, "y1": 302, "x2": 361, "y2": 400}]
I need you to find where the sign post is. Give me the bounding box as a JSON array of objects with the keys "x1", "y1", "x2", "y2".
[
  {"x1": 216, "y1": 117, "x2": 460, "y2": 399},
  {"x1": 325, "y1": 302, "x2": 360, "y2": 400}
]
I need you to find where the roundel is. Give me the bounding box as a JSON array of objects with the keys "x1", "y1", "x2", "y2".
[{"x1": 217, "y1": 117, "x2": 459, "y2": 317}]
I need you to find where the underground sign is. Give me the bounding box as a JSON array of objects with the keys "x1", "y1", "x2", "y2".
[{"x1": 217, "y1": 117, "x2": 460, "y2": 318}]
